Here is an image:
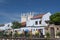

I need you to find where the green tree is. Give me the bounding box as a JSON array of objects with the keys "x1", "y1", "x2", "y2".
[
  {"x1": 11, "y1": 21, "x2": 22, "y2": 29},
  {"x1": 50, "y1": 12, "x2": 60, "y2": 25}
]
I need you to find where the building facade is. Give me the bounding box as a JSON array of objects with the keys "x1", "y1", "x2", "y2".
[
  {"x1": 0, "y1": 23, "x2": 12, "y2": 31},
  {"x1": 26, "y1": 12, "x2": 51, "y2": 35},
  {"x1": 45, "y1": 24, "x2": 60, "y2": 38},
  {"x1": 26, "y1": 12, "x2": 51, "y2": 27},
  {"x1": 20, "y1": 12, "x2": 51, "y2": 35},
  {"x1": 21, "y1": 12, "x2": 34, "y2": 23}
]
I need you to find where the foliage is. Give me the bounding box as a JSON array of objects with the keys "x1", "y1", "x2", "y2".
[
  {"x1": 45, "y1": 32, "x2": 50, "y2": 38},
  {"x1": 0, "y1": 31, "x2": 4, "y2": 37},
  {"x1": 3, "y1": 31, "x2": 10, "y2": 37},
  {"x1": 56, "y1": 32, "x2": 60, "y2": 37},
  {"x1": 14, "y1": 31, "x2": 22, "y2": 37},
  {"x1": 50, "y1": 12, "x2": 60, "y2": 25},
  {"x1": 11, "y1": 21, "x2": 22, "y2": 29},
  {"x1": 14, "y1": 32, "x2": 19, "y2": 37},
  {"x1": 35, "y1": 31, "x2": 39, "y2": 37},
  {"x1": 26, "y1": 33, "x2": 30, "y2": 37}
]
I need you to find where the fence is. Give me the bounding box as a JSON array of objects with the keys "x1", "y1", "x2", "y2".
[{"x1": 0, "y1": 37, "x2": 60, "y2": 40}]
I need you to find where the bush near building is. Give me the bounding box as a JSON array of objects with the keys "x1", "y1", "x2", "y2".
[
  {"x1": 0, "y1": 31, "x2": 4, "y2": 37},
  {"x1": 45, "y1": 32, "x2": 50, "y2": 38},
  {"x1": 56, "y1": 32, "x2": 60, "y2": 38}
]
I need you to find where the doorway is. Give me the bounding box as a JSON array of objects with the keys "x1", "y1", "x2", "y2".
[{"x1": 50, "y1": 27, "x2": 55, "y2": 38}]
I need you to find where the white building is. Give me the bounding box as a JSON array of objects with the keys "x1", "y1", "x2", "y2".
[
  {"x1": 26, "y1": 12, "x2": 51, "y2": 35},
  {"x1": 0, "y1": 23, "x2": 12, "y2": 31},
  {"x1": 26, "y1": 12, "x2": 51, "y2": 26},
  {"x1": 21, "y1": 12, "x2": 34, "y2": 23},
  {"x1": 20, "y1": 12, "x2": 51, "y2": 35}
]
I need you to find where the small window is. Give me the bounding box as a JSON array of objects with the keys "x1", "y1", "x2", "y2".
[
  {"x1": 39, "y1": 21, "x2": 41, "y2": 24},
  {"x1": 46, "y1": 28, "x2": 48, "y2": 30},
  {"x1": 8, "y1": 25, "x2": 9, "y2": 27},
  {"x1": 57, "y1": 28, "x2": 59, "y2": 30},
  {"x1": 35, "y1": 21, "x2": 38, "y2": 25}
]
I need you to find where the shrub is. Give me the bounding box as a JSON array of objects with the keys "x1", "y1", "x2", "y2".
[
  {"x1": 45, "y1": 32, "x2": 50, "y2": 38},
  {"x1": 35, "y1": 31, "x2": 39, "y2": 37},
  {"x1": 14, "y1": 31, "x2": 20, "y2": 37},
  {"x1": 56, "y1": 32, "x2": 60, "y2": 37},
  {"x1": 0, "y1": 31, "x2": 4, "y2": 37},
  {"x1": 3, "y1": 31, "x2": 9, "y2": 37}
]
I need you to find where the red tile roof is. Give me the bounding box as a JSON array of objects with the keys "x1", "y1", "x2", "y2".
[
  {"x1": 21, "y1": 14, "x2": 45, "y2": 26},
  {"x1": 31, "y1": 14, "x2": 44, "y2": 19},
  {"x1": 21, "y1": 22, "x2": 26, "y2": 27}
]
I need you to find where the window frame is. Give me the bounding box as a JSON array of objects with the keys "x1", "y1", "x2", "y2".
[
  {"x1": 35, "y1": 21, "x2": 38, "y2": 25},
  {"x1": 39, "y1": 20, "x2": 42, "y2": 24}
]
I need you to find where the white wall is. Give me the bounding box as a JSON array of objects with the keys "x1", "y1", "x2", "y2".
[
  {"x1": 20, "y1": 27, "x2": 45, "y2": 35},
  {"x1": 26, "y1": 19, "x2": 43, "y2": 26},
  {"x1": 26, "y1": 12, "x2": 51, "y2": 27},
  {"x1": 0, "y1": 23, "x2": 12, "y2": 30},
  {"x1": 25, "y1": 12, "x2": 51, "y2": 35},
  {"x1": 21, "y1": 12, "x2": 34, "y2": 22},
  {"x1": 4, "y1": 23, "x2": 12, "y2": 29},
  {"x1": 42, "y1": 12, "x2": 51, "y2": 26}
]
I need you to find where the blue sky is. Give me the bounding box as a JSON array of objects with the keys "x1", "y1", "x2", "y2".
[{"x1": 0, "y1": 0, "x2": 60, "y2": 24}]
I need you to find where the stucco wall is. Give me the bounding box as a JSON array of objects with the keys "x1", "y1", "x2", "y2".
[
  {"x1": 45, "y1": 24, "x2": 60, "y2": 38},
  {"x1": 26, "y1": 12, "x2": 51, "y2": 27}
]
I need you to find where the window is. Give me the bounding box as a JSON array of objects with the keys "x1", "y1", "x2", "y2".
[
  {"x1": 8, "y1": 24, "x2": 9, "y2": 27},
  {"x1": 57, "y1": 28, "x2": 59, "y2": 30},
  {"x1": 39, "y1": 20, "x2": 41, "y2": 24},
  {"x1": 46, "y1": 28, "x2": 48, "y2": 30},
  {"x1": 35, "y1": 21, "x2": 38, "y2": 25}
]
